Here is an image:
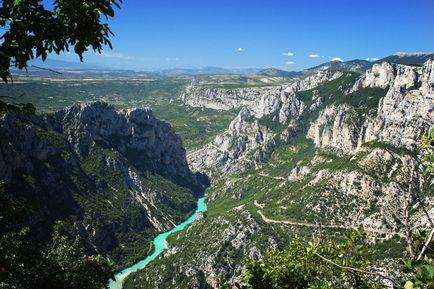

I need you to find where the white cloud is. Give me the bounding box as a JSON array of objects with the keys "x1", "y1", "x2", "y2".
[
  {"x1": 285, "y1": 61, "x2": 295, "y2": 65},
  {"x1": 309, "y1": 54, "x2": 320, "y2": 58},
  {"x1": 237, "y1": 47, "x2": 243, "y2": 52},
  {"x1": 331, "y1": 57, "x2": 343, "y2": 62},
  {"x1": 282, "y1": 52, "x2": 294, "y2": 56},
  {"x1": 366, "y1": 57, "x2": 379, "y2": 61}
]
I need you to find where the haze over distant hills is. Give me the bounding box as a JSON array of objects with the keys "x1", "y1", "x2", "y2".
[
  {"x1": 379, "y1": 52, "x2": 434, "y2": 65},
  {"x1": 11, "y1": 52, "x2": 434, "y2": 79}
]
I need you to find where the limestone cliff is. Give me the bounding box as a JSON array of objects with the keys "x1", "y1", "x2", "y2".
[
  {"x1": 127, "y1": 60, "x2": 433, "y2": 289},
  {"x1": 307, "y1": 59, "x2": 434, "y2": 153},
  {"x1": 0, "y1": 102, "x2": 203, "y2": 266},
  {"x1": 186, "y1": 71, "x2": 345, "y2": 178},
  {"x1": 188, "y1": 108, "x2": 275, "y2": 178}
]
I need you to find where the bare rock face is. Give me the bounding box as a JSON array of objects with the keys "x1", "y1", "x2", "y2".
[
  {"x1": 360, "y1": 59, "x2": 434, "y2": 151},
  {"x1": 186, "y1": 71, "x2": 345, "y2": 178},
  {"x1": 288, "y1": 165, "x2": 311, "y2": 181},
  {"x1": 307, "y1": 104, "x2": 361, "y2": 153},
  {"x1": 181, "y1": 71, "x2": 343, "y2": 118},
  {"x1": 353, "y1": 60, "x2": 432, "y2": 91},
  {"x1": 188, "y1": 108, "x2": 275, "y2": 178},
  {"x1": 0, "y1": 102, "x2": 201, "y2": 259},
  {"x1": 308, "y1": 59, "x2": 434, "y2": 153},
  {"x1": 51, "y1": 102, "x2": 194, "y2": 185},
  {"x1": 180, "y1": 85, "x2": 271, "y2": 111}
]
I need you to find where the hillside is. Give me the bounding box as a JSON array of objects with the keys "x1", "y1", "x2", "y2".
[
  {"x1": 377, "y1": 52, "x2": 434, "y2": 65},
  {"x1": 256, "y1": 68, "x2": 302, "y2": 78},
  {"x1": 0, "y1": 102, "x2": 206, "y2": 268},
  {"x1": 124, "y1": 59, "x2": 434, "y2": 288},
  {"x1": 1, "y1": 56, "x2": 433, "y2": 289},
  {"x1": 304, "y1": 59, "x2": 371, "y2": 74}
]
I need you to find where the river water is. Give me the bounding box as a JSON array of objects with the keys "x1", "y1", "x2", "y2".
[{"x1": 108, "y1": 197, "x2": 207, "y2": 289}]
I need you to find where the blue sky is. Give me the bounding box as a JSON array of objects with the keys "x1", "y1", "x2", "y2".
[{"x1": 51, "y1": 0, "x2": 434, "y2": 71}]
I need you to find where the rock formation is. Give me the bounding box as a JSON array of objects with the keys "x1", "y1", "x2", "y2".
[{"x1": 0, "y1": 102, "x2": 203, "y2": 264}]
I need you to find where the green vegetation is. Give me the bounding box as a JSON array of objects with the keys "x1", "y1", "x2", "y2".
[
  {"x1": 339, "y1": 86, "x2": 389, "y2": 110},
  {"x1": 0, "y1": 77, "x2": 236, "y2": 151},
  {"x1": 65, "y1": 146, "x2": 197, "y2": 268},
  {"x1": 257, "y1": 110, "x2": 287, "y2": 134},
  {"x1": 400, "y1": 129, "x2": 434, "y2": 289},
  {"x1": 222, "y1": 230, "x2": 383, "y2": 289},
  {"x1": 0, "y1": 0, "x2": 122, "y2": 82},
  {"x1": 220, "y1": 229, "x2": 433, "y2": 289},
  {"x1": 0, "y1": 0, "x2": 122, "y2": 114},
  {"x1": 297, "y1": 73, "x2": 359, "y2": 108},
  {"x1": 153, "y1": 102, "x2": 239, "y2": 150},
  {"x1": 421, "y1": 127, "x2": 434, "y2": 175},
  {"x1": 401, "y1": 229, "x2": 434, "y2": 289},
  {"x1": 5, "y1": 118, "x2": 198, "y2": 271},
  {"x1": 0, "y1": 77, "x2": 188, "y2": 113},
  {"x1": 0, "y1": 184, "x2": 114, "y2": 289},
  {"x1": 297, "y1": 73, "x2": 387, "y2": 119}
]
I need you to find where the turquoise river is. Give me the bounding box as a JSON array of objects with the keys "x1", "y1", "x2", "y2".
[{"x1": 108, "y1": 197, "x2": 207, "y2": 289}]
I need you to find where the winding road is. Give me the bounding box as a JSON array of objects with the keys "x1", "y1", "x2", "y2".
[{"x1": 255, "y1": 202, "x2": 404, "y2": 238}]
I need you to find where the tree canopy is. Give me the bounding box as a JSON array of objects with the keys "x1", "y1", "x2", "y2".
[
  {"x1": 0, "y1": 183, "x2": 114, "y2": 289},
  {"x1": 0, "y1": 0, "x2": 122, "y2": 83}
]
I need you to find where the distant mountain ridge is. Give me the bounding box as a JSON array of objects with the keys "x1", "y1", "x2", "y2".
[
  {"x1": 256, "y1": 68, "x2": 302, "y2": 77},
  {"x1": 11, "y1": 52, "x2": 434, "y2": 78},
  {"x1": 157, "y1": 67, "x2": 261, "y2": 76},
  {"x1": 375, "y1": 52, "x2": 434, "y2": 65},
  {"x1": 304, "y1": 59, "x2": 371, "y2": 74}
]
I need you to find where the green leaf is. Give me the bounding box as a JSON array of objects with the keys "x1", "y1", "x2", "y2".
[{"x1": 404, "y1": 281, "x2": 414, "y2": 289}]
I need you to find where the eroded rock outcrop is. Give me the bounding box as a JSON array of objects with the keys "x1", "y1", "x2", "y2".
[
  {"x1": 356, "y1": 59, "x2": 434, "y2": 151},
  {"x1": 0, "y1": 102, "x2": 202, "y2": 263},
  {"x1": 307, "y1": 104, "x2": 361, "y2": 153},
  {"x1": 307, "y1": 59, "x2": 434, "y2": 153},
  {"x1": 187, "y1": 71, "x2": 345, "y2": 177},
  {"x1": 125, "y1": 60, "x2": 434, "y2": 289},
  {"x1": 188, "y1": 108, "x2": 274, "y2": 178},
  {"x1": 181, "y1": 71, "x2": 343, "y2": 119}
]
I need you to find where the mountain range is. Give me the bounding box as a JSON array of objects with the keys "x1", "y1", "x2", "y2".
[{"x1": 16, "y1": 52, "x2": 434, "y2": 79}]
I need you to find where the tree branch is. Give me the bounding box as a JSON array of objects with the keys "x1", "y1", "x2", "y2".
[
  {"x1": 416, "y1": 228, "x2": 434, "y2": 261},
  {"x1": 313, "y1": 251, "x2": 397, "y2": 285},
  {"x1": 412, "y1": 184, "x2": 434, "y2": 229},
  {"x1": 30, "y1": 65, "x2": 62, "y2": 75}
]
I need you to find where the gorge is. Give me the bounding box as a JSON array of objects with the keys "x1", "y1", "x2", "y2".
[{"x1": 0, "y1": 54, "x2": 433, "y2": 289}]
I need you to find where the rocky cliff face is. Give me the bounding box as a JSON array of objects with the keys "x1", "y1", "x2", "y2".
[
  {"x1": 2, "y1": 102, "x2": 195, "y2": 187},
  {"x1": 307, "y1": 59, "x2": 433, "y2": 153},
  {"x1": 64, "y1": 102, "x2": 197, "y2": 188},
  {"x1": 188, "y1": 108, "x2": 275, "y2": 178},
  {"x1": 127, "y1": 60, "x2": 433, "y2": 289},
  {"x1": 181, "y1": 71, "x2": 342, "y2": 117},
  {"x1": 360, "y1": 59, "x2": 434, "y2": 151},
  {"x1": 0, "y1": 102, "x2": 203, "y2": 266},
  {"x1": 306, "y1": 104, "x2": 361, "y2": 153},
  {"x1": 186, "y1": 71, "x2": 345, "y2": 178}
]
